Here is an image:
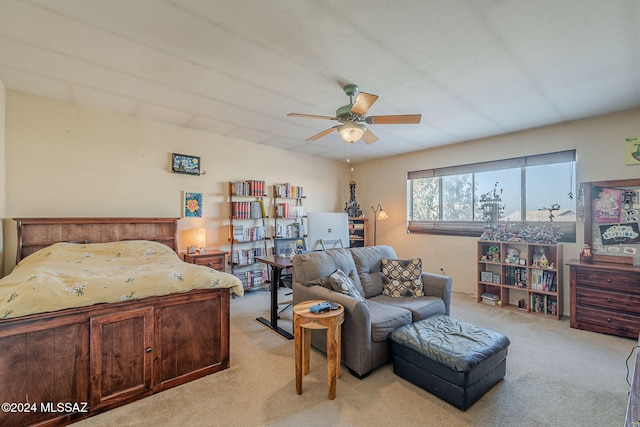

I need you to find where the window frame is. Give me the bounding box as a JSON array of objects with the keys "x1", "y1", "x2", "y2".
[{"x1": 407, "y1": 150, "x2": 576, "y2": 242}]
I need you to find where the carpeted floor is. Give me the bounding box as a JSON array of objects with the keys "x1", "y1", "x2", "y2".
[{"x1": 76, "y1": 290, "x2": 634, "y2": 427}]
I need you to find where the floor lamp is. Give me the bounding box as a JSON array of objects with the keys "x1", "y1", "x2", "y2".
[{"x1": 371, "y1": 204, "x2": 389, "y2": 246}]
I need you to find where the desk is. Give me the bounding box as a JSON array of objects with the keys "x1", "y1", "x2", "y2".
[
  {"x1": 293, "y1": 300, "x2": 344, "y2": 400},
  {"x1": 256, "y1": 255, "x2": 294, "y2": 339}
]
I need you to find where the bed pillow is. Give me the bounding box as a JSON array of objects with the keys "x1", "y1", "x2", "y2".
[
  {"x1": 381, "y1": 258, "x2": 424, "y2": 298},
  {"x1": 329, "y1": 269, "x2": 366, "y2": 302}
]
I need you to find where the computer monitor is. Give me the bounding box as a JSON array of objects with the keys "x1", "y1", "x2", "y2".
[{"x1": 305, "y1": 212, "x2": 350, "y2": 251}]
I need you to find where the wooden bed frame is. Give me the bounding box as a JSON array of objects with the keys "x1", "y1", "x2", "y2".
[
  {"x1": 14, "y1": 217, "x2": 179, "y2": 263},
  {"x1": 1, "y1": 218, "x2": 231, "y2": 427}
]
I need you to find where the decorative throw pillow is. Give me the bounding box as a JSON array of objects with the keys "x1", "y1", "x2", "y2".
[
  {"x1": 381, "y1": 258, "x2": 424, "y2": 298},
  {"x1": 329, "y1": 269, "x2": 366, "y2": 302}
]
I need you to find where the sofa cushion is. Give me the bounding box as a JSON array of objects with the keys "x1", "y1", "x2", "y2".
[
  {"x1": 369, "y1": 294, "x2": 446, "y2": 322},
  {"x1": 329, "y1": 269, "x2": 366, "y2": 302},
  {"x1": 292, "y1": 248, "x2": 365, "y2": 296},
  {"x1": 350, "y1": 245, "x2": 397, "y2": 298},
  {"x1": 381, "y1": 258, "x2": 424, "y2": 297},
  {"x1": 367, "y1": 300, "x2": 413, "y2": 342}
]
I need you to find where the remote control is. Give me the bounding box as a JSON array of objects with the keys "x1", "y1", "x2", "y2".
[
  {"x1": 310, "y1": 301, "x2": 332, "y2": 313},
  {"x1": 309, "y1": 301, "x2": 340, "y2": 313}
]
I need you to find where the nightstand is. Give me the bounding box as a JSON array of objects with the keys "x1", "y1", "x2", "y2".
[{"x1": 182, "y1": 250, "x2": 227, "y2": 271}]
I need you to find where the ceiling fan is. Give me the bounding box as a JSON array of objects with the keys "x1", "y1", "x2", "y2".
[{"x1": 287, "y1": 84, "x2": 421, "y2": 144}]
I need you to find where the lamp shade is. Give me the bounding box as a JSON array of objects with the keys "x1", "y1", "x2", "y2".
[
  {"x1": 377, "y1": 209, "x2": 389, "y2": 221},
  {"x1": 337, "y1": 121, "x2": 365, "y2": 143},
  {"x1": 196, "y1": 228, "x2": 206, "y2": 248}
]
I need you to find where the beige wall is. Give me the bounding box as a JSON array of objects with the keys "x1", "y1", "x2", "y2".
[
  {"x1": 4, "y1": 89, "x2": 639, "y2": 316},
  {"x1": 3, "y1": 91, "x2": 350, "y2": 272},
  {"x1": 353, "y1": 109, "x2": 640, "y2": 314}
]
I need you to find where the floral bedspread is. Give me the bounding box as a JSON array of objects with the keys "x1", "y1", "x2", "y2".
[{"x1": 0, "y1": 240, "x2": 243, "y2": 320}]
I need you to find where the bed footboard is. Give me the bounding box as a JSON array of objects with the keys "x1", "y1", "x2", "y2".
[{"x1": 0, "y1": 288, "x2": 230, "y2": 426}]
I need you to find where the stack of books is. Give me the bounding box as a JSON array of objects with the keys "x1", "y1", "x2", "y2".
[{"x1": 481, "y1": 292, "x2": 501, "y2": 306}]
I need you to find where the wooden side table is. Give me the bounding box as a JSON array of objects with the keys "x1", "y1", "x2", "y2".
[
  {"x1": 182, "y1": 249, "x2": 227, "y2": 271},
  {"x1": 293, "y1": 300, "x2": 344, "y2": 400}
]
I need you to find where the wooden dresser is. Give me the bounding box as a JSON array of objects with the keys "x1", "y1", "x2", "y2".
[{"x1": 568, "y1": 260, "x2": 640, "y2": 338}]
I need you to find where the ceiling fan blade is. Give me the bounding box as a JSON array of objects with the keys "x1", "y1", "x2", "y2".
[
  {"x1": 287, "y1": 113, "x2": 337, "y2": 120},
  {"x1": 306, "y1": 126, "x2": 339, "y2": 141},
  {"x1": 362, "y1": 128, "x2": 379, "y2": 144},
  {"x1": 350, "y1": 92, "x2": 379, "y2": 115},
  {"x1": 366, "y1": 114, "x2": 422, "y2": 125}
]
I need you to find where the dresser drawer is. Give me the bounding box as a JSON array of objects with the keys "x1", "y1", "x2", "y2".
[
  {"x1": 183, "y1": 252, "x2": 226, "y2": 271},
  {"x1": 575, "y1": 305, "x2": 640, "y2": 337},
  {"x1": 575, "y1": 269, "x2": 640, "y2": 293},
  {"x1": 193, "y1": 255, "x2": 225, "y2": 270},
  {"x1": 576, "y1": 287, "x2": 640, "y2": 315}
]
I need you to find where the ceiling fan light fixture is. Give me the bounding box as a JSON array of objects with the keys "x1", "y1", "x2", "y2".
[{"x1": 338, "y1": 121, "x2": 365, "y2": 143}]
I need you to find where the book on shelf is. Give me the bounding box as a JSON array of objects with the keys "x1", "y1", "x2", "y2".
[
  {"x1": 275, "y1": 223, "x2": 302, "y2": 238},
  {"x1": 234, "y1": 269, "x2": 268, "y2": 288},
  {"x1": 530, "y1": 268, "x2": 556, "y2": 291},
  {"x1": 504, "y1": 265, "x2": 527, "y2": 288},
  {"x1": 232, "y1": 180, "x2": 266, "y2": 197},
  {"x1": 231, "y1": 247, "x2": 266, "y2": 265},
  {"x1": 530, "y1": 293, "x2": 558, "y2": 315},
  {"x1": 274, "y1": 183, "x2": 304, "y2": 199},
  {"x1": 232, "y1": 201, "x2": 265, "y2": 219},
  {"x1": 232, "y1": 225, "x2": 266, "y2": 242},
  {"x1": 275, "y1": 204, "x2": 305, "y2": 220}
]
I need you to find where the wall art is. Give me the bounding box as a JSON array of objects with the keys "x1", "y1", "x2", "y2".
[{"x1": 183, "y1": 191, "x2": 203, "y2": 218}]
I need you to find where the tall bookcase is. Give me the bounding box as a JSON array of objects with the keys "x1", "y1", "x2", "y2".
[
  {"x1": 348, "y1": 217, "x2": 368, "y2": 247},
  {"x1": 477, "y1": 241, "x2": 562, "y2": 319},
  {"x1": 272, "y1": 183, "x2": 306, "y2": 255},
  {"x1": 229, "y1": 180, "x2": 268, "y2": 290}
]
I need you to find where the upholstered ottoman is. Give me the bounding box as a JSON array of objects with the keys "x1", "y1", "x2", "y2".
[{"x1": 390, "y1": 315, "x2": 510, "y2": 411}]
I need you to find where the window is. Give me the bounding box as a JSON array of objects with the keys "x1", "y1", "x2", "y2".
[{"x1": 407, "y1": 150, "x2": 576, "y2": 242}]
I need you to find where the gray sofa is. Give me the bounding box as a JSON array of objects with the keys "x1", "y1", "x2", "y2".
[{"x1": 292, "y1": 245, "x2": 452, "y2": 378}]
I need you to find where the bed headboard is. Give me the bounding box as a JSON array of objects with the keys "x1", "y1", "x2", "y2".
[{"x1": 14, "y1": 217, "x2": 179, "y2": 263}]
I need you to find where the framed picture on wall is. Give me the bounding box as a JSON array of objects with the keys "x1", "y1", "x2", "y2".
[
  {"x1": 183, "y1": 192, "x2": 203, "y2": 218},
  {"x1": 625, "y1": 136, "x2": 640, "y2": 165},
  {"x1": 172, "y1": 153, "x2": 201, "y2": 175}
]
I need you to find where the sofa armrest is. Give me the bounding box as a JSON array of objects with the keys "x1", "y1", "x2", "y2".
[
  {"x1": 293, "y1": 282, "x2": 358, "y2": 310},
  {"x1": 292, "y1": 282, "x2": 374, "y2": 376},
  {"x1": 421, "y1": 272, "x2": 453, "y2": 316}
]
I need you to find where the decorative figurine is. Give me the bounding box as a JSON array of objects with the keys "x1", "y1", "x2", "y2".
[
  {"x1": 505, "y1": 247, "x2": 519, "y2": 263},
  {"x1": 580, "y1": 244, "x2": 593, "y2": 263},
  {"x1": 344, "y1": 180, "x2": 363, "y2": 218},
  {"x1": 487, "y1": 245, "x2": 500, "y2": 262}
]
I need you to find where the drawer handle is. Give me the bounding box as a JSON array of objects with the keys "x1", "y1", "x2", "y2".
[
  {"x1": 607, "y1": 279, "x2": 612, "y2": 283},
  {"x1": 607, "y1": 298, "x2": 612, "y2": 303},
  {"x1": 607, "y1": 318, "x2": 612, "y2": 323},
  {"x1": 146, "y1": 347, "x2": 153, "y2": 353}
]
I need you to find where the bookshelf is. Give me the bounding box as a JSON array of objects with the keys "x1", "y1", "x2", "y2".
[
  {"x1": 477, "y1": 240, "x2": 562, "y2": 319},
  {"x1": 272, "y1": 183, "x2": 306, "y2": 254},
  {"x1": 348, "y1": 217, "x2": 368, "y2": 247},
  {"x1": 229, "y1": 180, "x2": 268, "y2": 290}
]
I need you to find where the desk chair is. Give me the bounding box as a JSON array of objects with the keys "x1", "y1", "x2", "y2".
[{"x1": 273, "y1": 238, "x2": 306, "y2": 315}]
